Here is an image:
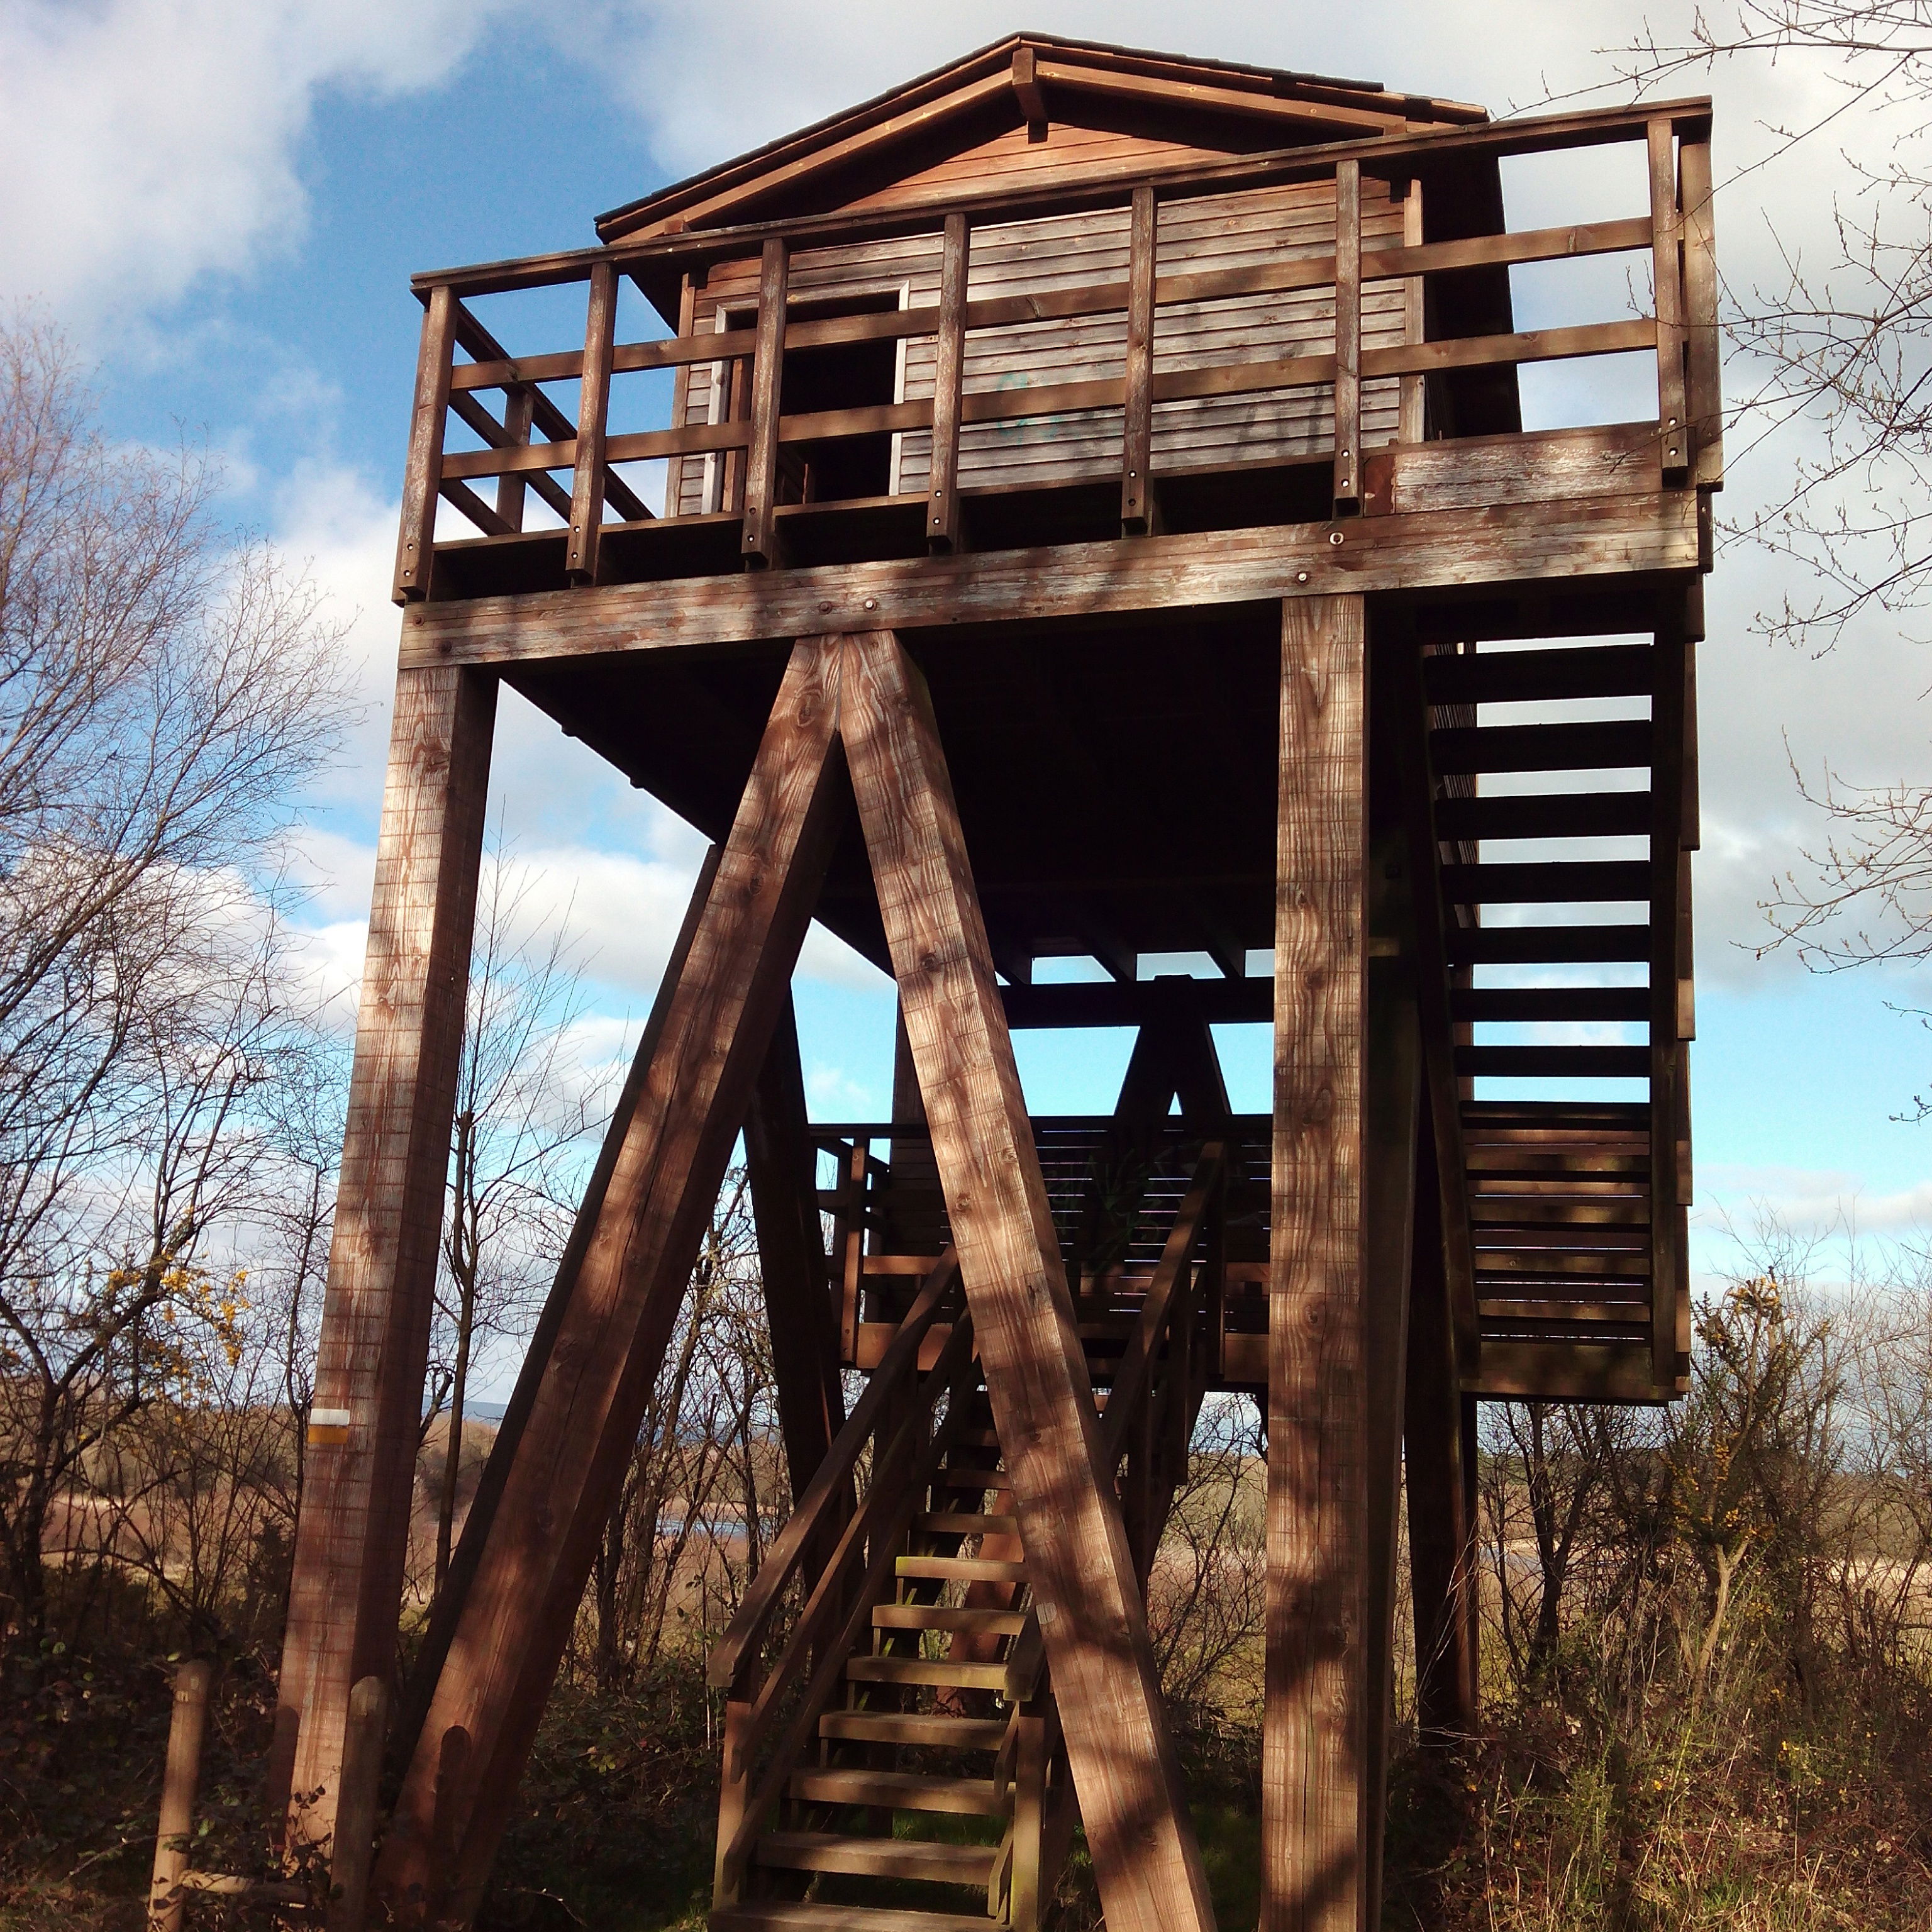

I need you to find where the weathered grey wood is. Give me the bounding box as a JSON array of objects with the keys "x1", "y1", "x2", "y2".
[
  {"x1": 1333, "y1": 160, "x2": 1361, "y2": 513},
  {"x1": 402, "y1": 489, "x2": 1702, "y2": 672},
  {"x1": 375, "y1": 639, "x2": 847, "y2": 1926},
  {"x1": 838, "y1": 630, "x2": 1218, "y2": 1932},
  {"x1": 394, "y1": 285, "x2": 456, "y2": 602},
  {"x1": 1122, "y1": 185, "x2": 1157, "y2": 531},
  {"x1": 742, "y1": 239, "x2": 790, "y2": 566},
  {"x1": 277, "y1": 664, "x2": 496, "y2": 1848},
  {"x1": 1263, "y1": 594, "x2": 1367, "y2": 1932},
  {"x1": 1650, "y1": 118, "x2": 1689, "y2": 479},
  {"x1": 566, "y1": 258, "x2": 619, "y2": 582},
  {"x1": 928, "y1": 213, "x2": 968, "y2": 551}
]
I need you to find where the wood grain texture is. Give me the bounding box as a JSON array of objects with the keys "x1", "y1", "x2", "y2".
[
  {"x1": 927, "y1": 213, "x2": 968, "y2": 550},
  {"x1": 1263, "y1": 594, "x2": 1367, "y2": 1932},
  {"x1": 373, "y1": 640, "x2": 847, "y2": 1926},
  {"x1": 1331, "y1": 161, "x2": 1360, "y2": 511},
  {"x1": 277, "y1": 665, "x2": 496, "y2": 1845},
  {"x1": 1121, "y1": 186, "x2": 1157, "y2": 530},
  {"x1": 394, "y1": 286, "x2": 456, "y2": 602},
  {"x1": 402, "y1": 487, "x2": 1702, "y2": 672},
  {"x1": 566, "y1": 258, "x2": 618, "y2": 582},
  {"x1": 837, "y1": 630, "x2": 1218, "y2": 1932},
  {"x1": 742, "y1": 240, "x2": 789, "y2": 566}
]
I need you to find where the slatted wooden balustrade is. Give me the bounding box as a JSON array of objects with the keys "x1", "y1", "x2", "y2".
[{"x1": 392, "y1": 98, "x2": 1719, "y2": 603}]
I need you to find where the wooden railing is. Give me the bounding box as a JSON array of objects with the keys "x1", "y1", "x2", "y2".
[
  {"x1": 392, "y1": 97, "x2": 1719, "y2": 601},
  {"x1": 707, "y1": 1252, "x2": 975, "y2": 1904}
]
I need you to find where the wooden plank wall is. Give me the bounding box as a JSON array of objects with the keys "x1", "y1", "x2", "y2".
[{"x1": 672, "y1": 179, "x2": 1405, "y2": 514}]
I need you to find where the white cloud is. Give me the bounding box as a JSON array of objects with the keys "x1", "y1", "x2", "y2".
[{"x1": 0, "y1": 0, "x2": 525, "y2": 320}]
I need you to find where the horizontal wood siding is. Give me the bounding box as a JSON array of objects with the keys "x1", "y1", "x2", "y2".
[{"x1": 674, "y1": 179, "x2": 1402, "y2": 511}]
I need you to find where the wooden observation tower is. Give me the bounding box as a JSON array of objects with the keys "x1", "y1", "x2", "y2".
[{"x1": 275, "y1": 35, "x2": 1715, "y2": 1932}]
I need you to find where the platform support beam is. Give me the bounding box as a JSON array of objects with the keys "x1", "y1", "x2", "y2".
[
  {"x1": 1263, "y1": 593, "x2": 1368, "y2": 1932},
  {"x1": 839, "y1": 628, "x2": 1218, "y2": 1932},
  {"x1": 374, "y1": 638, "x2": 847, "y2": 1925},
  {"x1": 274, "y1": 663, "x2": 496, "y2": 1846}
]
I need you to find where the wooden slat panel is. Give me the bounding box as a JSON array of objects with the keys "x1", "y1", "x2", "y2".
[
  {"x1": 1424, "y1": 641, "x2": 1654, "y2": 706},
  {"x1": 1441, "y1": 860, "x2": 1651, "y2": 904},
  {"x1": 838, "y1": 630, "x2": 1215, "y2": 1932},
  {"x1": 1433, "y1": 790, "x2": 1652, "y2": 842},
  {"x1": 1264, "y1": 594, "x2": 1367, "y2": 1932},
  {"x1": 1430, "y1": 719, "x2": 1653, "y2": 774},
  {"x1": 1452, "y1": 989, "x2": 1649, "y2": 1025},
  {"x1": 1457, "y1": 1045, "x2": 1650, "y2": 1079},
  {"x1": 375, "y1": 640, "x2": 847, "y2": 1923},
  {"x1": 1446, "y1": 924, "x2": 1650, "y2": 965}
]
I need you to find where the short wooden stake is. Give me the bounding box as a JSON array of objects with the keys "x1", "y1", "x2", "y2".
[
  {"x1": 149, "y1": 1660, "x2": 213, "y2": 1932},
  {"x1": 328, "y1": 1675, "x2": 389, "y2": 1932}
]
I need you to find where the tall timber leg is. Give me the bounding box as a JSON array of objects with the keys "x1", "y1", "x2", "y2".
[
  {"x1": 374, "y1": 638, "x2": 848, "y2": 1926},
  {"x1": 838, "y1": 628, "x2": 1219, "y2": 1932},
  {"x1": 275, "y1": 665, "x2": 496, "y2": 1847},
  {"x1": 1263, "y1": 593, "x2": 1369, "y2": 1932}
]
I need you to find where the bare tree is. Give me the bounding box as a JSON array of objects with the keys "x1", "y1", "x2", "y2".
[{"x1": 0, "y1": 319, "x2": 348, "y2": 1644}]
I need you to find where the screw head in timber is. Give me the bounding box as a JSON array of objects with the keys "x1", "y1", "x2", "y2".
[{"x1": 1328, "y1": 529, "x2": 1345, "y2": 547}]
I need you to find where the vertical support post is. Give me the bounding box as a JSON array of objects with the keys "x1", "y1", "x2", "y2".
[
  {"x1": 1404, "y1": 1105, "x2": 1479, "y2": 1740},
  {"x1": 392, "y1": 284, "x2": 456, "y2": 602},
  {"x1": 1679, "y1": 134, "x2": 1723, "y2": 487},
  {"x1": 1397, "y1": 179, "x2": 1426, "y2": 446},
  {"x1": 838, "y1": 630, "x2": 1218, "y2": 1932},
  {"x1": 713, "y1": 1700, "x2": 752, "y2": 1904},
  {"x1": 1263, "y1": 593, "x2": 1367, "y2": 1932},
  {"x1": 149, "y1": 1660, "x2": 213, "y2": 1932},
  {"x1": 928, "y1": 213, "x2": 969, "y2": 553},
  {"x1": 1649, "y1": 118, "x2": 1689, "y2": 481},
  {"x1": 745, "y1": 991, "x2": 849, "y2": 1576},
  {"x1": 1331, "y1": 162, "x2": 1362, "y2": 514},
  {"x1": 567, "y1": 258, "x2": 619, "y2": 583},
  {"x1": 328, "y1": 1675, "x2": 389, "y2": 1932},
  {"x1": 1008, "y1": 1708, "x2": 1049, "y2": 1932},
  {"x1": 742, "y1": 238, "x2": 790, "y2": 567},
  {"x1": 1650, "y1": 597, "x2": 1689, "y2": 1386},
  {"x1": 277, "y1": 663, "x2": 496, "y2": 1847},
  {"x1": 1122, "y1": 185, "x2": 1157, "y2": 533},
  {"x1": 377, "y1": 639, "x2": 847, "y2": 1928},
  {"x1": 495, "y1": 384, "x2": 534, "y2": 533}
]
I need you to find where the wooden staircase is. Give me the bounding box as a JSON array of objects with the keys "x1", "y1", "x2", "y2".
[{"x1": 709, "y1": 1148, "x2": 1225, "y2": 1932}]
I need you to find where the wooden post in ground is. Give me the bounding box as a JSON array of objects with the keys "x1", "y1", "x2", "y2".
[
  {"x1": 328, "y1": 1676, "x2": 389, "y2": 1932},
  {"x1": 275, "y1": 665, "x2": 496, "y2": 1846},
  {"x1": 838, "y1": 628, "x2": 1218, "y2": 1932},
  {"x1": 1262, "y1": 592, "x2": 1368, "y2": 1932},
  {"x1": 375, "y1": 638, "x2": 847, "y2": 1926},
  {"x1": 149, "y1": 1660, "x2": 213, "y2": 1932}
]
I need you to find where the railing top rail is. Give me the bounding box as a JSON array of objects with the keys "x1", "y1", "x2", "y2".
[{"x1": 409, "y1": 94, "x2": 1713, "y2": 301}]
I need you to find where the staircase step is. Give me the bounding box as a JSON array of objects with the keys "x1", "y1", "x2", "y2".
[
  {"x1": 789, "y1": 1768, "x2": 1004, "y2": 1816},
  {"x1": 848, "y1": 1654, "x2": 1011, "y2": 1692},
  {"x1": 874, "y1": 1604, "x2": 1026, "y2": 1637},
  {"x1": 897, "y1": 1555, "x2": 1028, "y2": 1585},
  {"x1": 916, "y1": 1511, "x2": 1019, "y2": 1537},
  {"x1": 948, "y1": 1427, "x2": 1002, "y2": 1449},
  {"x1": 713, "y1": 1904, "x2": 997, "y2": 1932},
  {"x1": 931, "y1": 1465, "x2": 1006, "y2": 1490},
  {"x1": 755, "y1": 1831, "x2": 996, "y2": 1884},
  {"x1": 820, "y1": 1711, "x2": 1007, "y2": 1750}
]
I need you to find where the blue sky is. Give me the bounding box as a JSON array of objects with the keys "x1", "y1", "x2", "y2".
[{"x1": 9, "y1": 0, "x2": 1932, "y2": 1327}]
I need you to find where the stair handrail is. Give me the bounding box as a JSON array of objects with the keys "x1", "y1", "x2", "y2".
[
  {"x1": 1002, "y1": 1141, "x2": 1226, "y2": 1703},
  {"x1": 708, "y1": 1245, "x2": 960, "y2": 1694},
  {"x1": 715, "y1": 1306, "x2": 980, "y2": 1901}
]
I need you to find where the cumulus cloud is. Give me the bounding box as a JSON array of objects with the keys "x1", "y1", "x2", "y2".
[{"x1": 0, "y1": 0, "x2": 526, "y2": 320}]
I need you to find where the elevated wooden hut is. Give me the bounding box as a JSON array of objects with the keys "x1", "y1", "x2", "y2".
[{"x1": 275, "y1": 34, "x2": 1715, "y2": 1932}]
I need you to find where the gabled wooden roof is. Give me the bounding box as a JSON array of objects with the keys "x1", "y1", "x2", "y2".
[{"x1": 597, "y1": 33, "x2": 1488, "y2": 243}]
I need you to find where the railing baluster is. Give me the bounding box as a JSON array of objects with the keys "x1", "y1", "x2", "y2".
[
  {"x1": 1122, "y1": 185, "x2": 1157, "y2": 533},
  {"x1": 928, "y1": 213, "x2": 969, "y2": 552},
  {"x1": 495, "y1": 384, "x2": 533, "y2": 533},
  {"x1": 1332, "y1": 159, "x2": 1362, "y2": 514},
  {"x1": 1397, "y1": 177, "x2": 1426, "y2": 445},
  {"x1": 392, "y1": 283, "x2": 456, "y2": 603},
  {"x1": 742, "y1": 237, "x2": 790, "y2": 566},
  {"x1": 1679, "y1": 134, "x2": 1722, "y2": 487},
  {"x1": 567, "y1": 258, "x2": 619, "y2": 584},
  {"x1": 1649, "y1": 118, "x2": 1690, "y2": 482}
]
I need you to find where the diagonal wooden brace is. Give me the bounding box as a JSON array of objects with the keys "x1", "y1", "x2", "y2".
[
  {"x1": 837, "y1": 628, "x2": 1218, "y2": 1932},
  {"x1": 374, "y1": 636, "x2": 848, "y2": 1925}
]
